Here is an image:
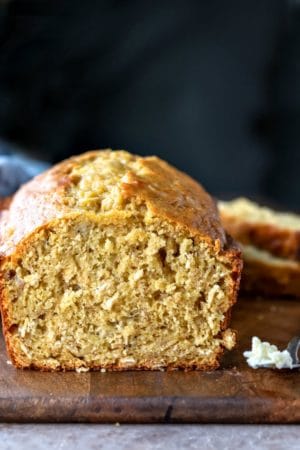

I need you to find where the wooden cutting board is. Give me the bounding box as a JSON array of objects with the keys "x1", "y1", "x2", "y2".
[{"x1": 0, "y1": 296, "x2": 299, "y2": 424}]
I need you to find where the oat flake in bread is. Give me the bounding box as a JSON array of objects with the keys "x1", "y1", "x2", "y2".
[{"x1": 0, "y1": 150, "x2": 242, "y2": 371}]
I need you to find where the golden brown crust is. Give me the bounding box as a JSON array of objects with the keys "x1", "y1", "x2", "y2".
[
  {"x1": 8, "y1": 360, "x2": 221, "y2": 372},
  {"x1": 121, "y1": 156, "x2": 226, "y2": 247},
  {"x1": 215, "y1": 235, "x2": 242, "y2": 354},
  {"x1": 221, "y1": 213, "x2": 300, "y2": 262},
  {"x1": 0, "y1": 150, "x2": 226, "y2": 256}
]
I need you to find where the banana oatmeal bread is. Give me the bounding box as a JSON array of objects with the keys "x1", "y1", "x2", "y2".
[{"x1": 0, "y1": 150, "x2": 242, "y2": 371}]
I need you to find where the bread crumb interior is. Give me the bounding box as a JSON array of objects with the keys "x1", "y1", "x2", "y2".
[{"x1": 4, "y1": 215, "x2": 234, "y2": 370}]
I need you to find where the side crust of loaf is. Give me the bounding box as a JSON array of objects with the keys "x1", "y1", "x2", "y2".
[{"x1": 0, "y1": 150, "x2": 242, "y2": 371}]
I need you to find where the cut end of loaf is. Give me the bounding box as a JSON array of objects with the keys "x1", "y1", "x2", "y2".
[{"x1": 1, "y1": 212, "x2": 239, "y2": 371}]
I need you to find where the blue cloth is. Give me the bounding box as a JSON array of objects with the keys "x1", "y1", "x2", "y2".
[{"x1": 0, "y1": 140, "x2": 49, "y2": 197}]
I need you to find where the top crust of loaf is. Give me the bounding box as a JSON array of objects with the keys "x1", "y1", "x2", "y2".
[
  {"x1": 0, "y1": 150, "x2": 229, "y2": 256},
  {"x1": 219, "y1": 198, "x2": 300, "y2": 261}
]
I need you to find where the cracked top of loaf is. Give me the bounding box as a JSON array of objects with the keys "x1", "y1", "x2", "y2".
[{"x1": 0, "y1": 149, "x2": 227, "y2": 255}]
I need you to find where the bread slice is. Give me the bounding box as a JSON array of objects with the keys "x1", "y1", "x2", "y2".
[
  {"x1": 218, "y1": 198, "x2": 300, "y2": 297},
  {"x1": 241, "y1": 245, "x2": 300, "y2": 297},
  {"x1": 0, "y1": 150, "x2": 242, "y2": 371},
  {"x1": 218, "y1": 197, "x2": 300, "y2": 261}
]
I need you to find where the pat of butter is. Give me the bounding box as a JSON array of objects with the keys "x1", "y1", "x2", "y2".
[{"x1": 244, "y1": 336, "x2": 293, "y2": 369}]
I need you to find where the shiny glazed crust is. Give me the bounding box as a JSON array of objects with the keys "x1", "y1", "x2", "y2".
[{"x1": 0, "y1": 150, "x2": 242, "y2": 371}]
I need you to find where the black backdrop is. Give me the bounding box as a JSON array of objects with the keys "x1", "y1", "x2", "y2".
[{"x1": 0, "y1": 0, "x2": 299, "y2": 208}]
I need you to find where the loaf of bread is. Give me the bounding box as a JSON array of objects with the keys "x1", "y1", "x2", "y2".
[
  {"x1": 0, "y1": 150, "x2": 242, "y2": 371},
  {"x1": 219, "y1": 198, "x2": 300, "y2": 297}
]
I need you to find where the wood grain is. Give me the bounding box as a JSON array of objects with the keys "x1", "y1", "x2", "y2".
[{"x1": 0, "y1": 296, "x2": 299, "y2": 423}]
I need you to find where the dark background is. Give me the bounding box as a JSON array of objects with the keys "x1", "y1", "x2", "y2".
[{"x1": 0, "y1": 0, "x2": 299, "y2": 208}]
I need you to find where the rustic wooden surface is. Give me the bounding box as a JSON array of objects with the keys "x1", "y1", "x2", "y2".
[{"x1": 0, "y1": 296, "x2": 299, "y2": 424}]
